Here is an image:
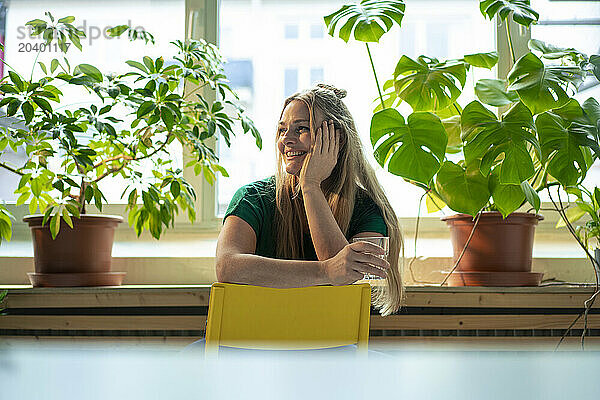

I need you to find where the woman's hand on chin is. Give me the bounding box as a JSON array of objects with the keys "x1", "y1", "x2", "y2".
[{"x1": 299, "y1": 119, "x2": 339, "y2": 191}]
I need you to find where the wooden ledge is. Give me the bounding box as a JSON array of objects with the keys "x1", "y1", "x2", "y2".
[{"x1": 1, "y1": 284, "x2": 598, "y2": 309}]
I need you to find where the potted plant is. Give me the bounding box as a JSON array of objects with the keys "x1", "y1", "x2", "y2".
[
  {"x1": 324, "y1": 0, "x2": 600, "y2": 285},
  {"x1": 0, "y1": 13, "x2": 261, "y2": 286},
  {"x1": 556, "y1": 185, "x2": 600, "y2": 272}
]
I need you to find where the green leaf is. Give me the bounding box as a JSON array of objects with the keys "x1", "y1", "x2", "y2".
[
  {"x1": 441, "y1": 115, "x2": 462, "y2": 153},
  {"x1": 528, "y1": 39, "x2": 586, "y2": 61},
  {"x1": 507, "y1": 52, "x2": 585, "y2": 114},
  {"x1": 57, "y1": 16, "x2": 75, "y2": 24},
  {"x1": 106, "y1": 25, "x2": 128, "y2": 37},
  {"x1": 435, "y1": 161, "x2": 490, "y2": 216},
  {"x1": 28, "y1": 197, "x2": 38, "y2": 215},
  {"x1": 370, "y1": 109, "x2": 447, "y2": 185},
  {"x1": 556, "y1": 204, "x2": 586, "y2": 228},
  {"x1": 479, "y1": 0, "x2": 539, "y2": 28},
  {"x1": 425, "y1": 191, "x2": 446, "y2": 213},
  {"x1": 324, "y1": 0, "x2": 405, "y2": 43},
  {"x1": 16, "y1": 192, "x2": 30, "y2": 206},
  {"x1": 143, "y1": 56, "x2": 155, "y2": 73},
  {"x1": 38, "y1": 61, "x2": 48, "y2": 74},
  {"x1": 137, "y1": 101, "x2": 156, "y2": 119},
  {"x1": 170, "y1": 181, "x2": 180, "y2": 198},
  {"x1": 126, "y1": 60, "x2": 148, "y2": 73},
  {"x1": 474, "y1": 79, "x2": 519, "y2": 107},
  {"x1": 463, "y1": 51, "x2": 498, "y2": 69},
  {"x1": 8, "y1": 71, "x2": 24, "y2": 91},
  {"x1": 590, "y1": 55, "x2": 600, "y2": 81},
  {"x1": 489, "y1": 169, "x2": 525, "y2": 217},
  {"x1": 62, "y1": 208, "x2": 73, "y2": 228},
  {"x1": 6, "y1": 98, "x2": 21, "y2": 116},
  {"x1": 77, "y1": 63, "x2": 103, "y2": 83},
  {"x1": 32, "y1": 97, "x2": 52, "y2": 113},
  {"x1": 462, "y1": 101, "x2": 539, "y2": 184},
  {"x1": 536, "y1": 111, "x2": 595, "y2": 186},
  {"x1": 21, "y1": 101, "x2": 34, "y2": 124},
  {"x1": 393, "y1": 56, "x2": 467, "y2": 112},
  {"x1": 161, "y1": 106, "x2": 175, "y2": 130},
  {"x1": 521, "y1": 181, "x2": 540, "y2": 212},
  {"x1": 50, "y1": 212, "x2": 61, "y2": 239}
]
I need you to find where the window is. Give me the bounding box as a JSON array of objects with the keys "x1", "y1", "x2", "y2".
[
  {"x1": 284, "y1": 67, "x2": 298, "y2": 97},
  {"x1": 310, "y1": 67, "x2": 323, "y2": 85},
  {"x1": 530, "y1": 0, "x2": 600, "y2": 190},
  {"x1": 217, "y1": 0, "x2": 495, "y2": 218},
  {"x1": 284, "y1": 23, "x2": 299, "y2": 39},
  {"x1": 310, "y1": 23, "x2": 323, "y2": 39},
  {"x1": 0, "y1": 0, "x2": 186, "y2": 203}
]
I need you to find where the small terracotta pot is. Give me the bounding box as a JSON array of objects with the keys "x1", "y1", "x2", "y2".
[
  {"x1": 23, "y1": 214, "x2": 125, "y2": 287},
  {"x1": 441, "y1": 212, "x2": 544, "y2": 286}
]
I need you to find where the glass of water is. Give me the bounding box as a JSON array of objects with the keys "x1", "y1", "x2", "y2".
[{"x1": 351, "y1": 236, "x2": 389, "y2": 280}]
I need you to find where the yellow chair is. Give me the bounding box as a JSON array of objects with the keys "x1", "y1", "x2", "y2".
[{"x1": 205, "y1": 283, "x2": 371, "y2": 355}]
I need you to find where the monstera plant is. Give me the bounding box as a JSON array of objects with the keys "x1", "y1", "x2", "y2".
[
  {"x1": 0, "y1": 13, "x2": 261, "y2": 286},
  {"x1": 325, "y1": 0, "x2": 600, "y2": 218},
  {"x1": 325, "y1": 0, "x2": 600, "y2": 289}
]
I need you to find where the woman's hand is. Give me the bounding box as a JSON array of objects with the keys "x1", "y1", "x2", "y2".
[
  {"x1": 299, "y1": 119, "x2": 339, "y2": 190},
  {"x1": 320, "y1": 241, "x2": 390, "y2": 286}
]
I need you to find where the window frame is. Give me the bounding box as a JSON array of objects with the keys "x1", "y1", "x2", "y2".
[{"x1": 1, "y1": 0, "x2": 585, "y2": 241}]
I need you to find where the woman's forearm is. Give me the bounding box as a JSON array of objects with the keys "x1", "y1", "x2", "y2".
[
  {"x1": 302, "y1": 184, "x2": 348, "y2": 260},
  {"x1": 216, "y1": 252, "x2": 329, "y2": 288}
]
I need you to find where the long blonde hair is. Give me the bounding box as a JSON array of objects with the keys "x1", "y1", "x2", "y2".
[{"x1": 273, "y1": 84, "x2": 404, "y2": 316}]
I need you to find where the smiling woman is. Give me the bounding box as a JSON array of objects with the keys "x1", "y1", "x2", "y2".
[{"x1": 215, "y1": 84, "x2": 403, "y2": 316}]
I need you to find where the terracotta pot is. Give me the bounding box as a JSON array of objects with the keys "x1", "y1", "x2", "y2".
[
  {"x1": 441, "y1": 212, "x2": 544, "y2": 286},
  {"x1": 23, "y1": 214, "x2": 125, "y2": 287}
]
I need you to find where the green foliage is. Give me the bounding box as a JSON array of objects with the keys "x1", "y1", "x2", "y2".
[
  {"x1": 370, "y1": 109, "x2": 447, "y2": 185},
  {"x1": 0, "y1": 13, "x2": 261, "y2": 240},
  {"x1": 324, "y1": 0, "x2": 405, "y2": 43},
  {"x1": 508, "y1": 52, "x2": 585, "y2": 114},
  {"x1": 325, "y1": 0, "x2": 600, "y2": 218},
  {"x1": 435, "y1": 161, "x2": 491, "y2": 216},
  {"x1": 556, "y1": 186, "x2": 600, "y2": 250},
  {"x1": 391, "y1": 56, "x2": 467, "y2": 112},
  {"x1": 462, "y1": 101, "x2": 539, "y2": 185},
  {"x1": 463, "y1": 51, "x2": 499, "y2": 69},
  {"x1": 479, "y1": 0, "x2": 539, "y2": 28},
  {"x1": 475, "y1": 79, "x2": 519, "y2": 107}
]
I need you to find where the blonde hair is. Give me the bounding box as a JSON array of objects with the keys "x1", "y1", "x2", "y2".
[{"x1": 274, "y1": 84, "x2": 404, "y2": 316}]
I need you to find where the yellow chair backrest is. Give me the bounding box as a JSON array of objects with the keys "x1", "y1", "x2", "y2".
[{"x1": 205, "y1": 283, "x2": 371, "y2": 354}]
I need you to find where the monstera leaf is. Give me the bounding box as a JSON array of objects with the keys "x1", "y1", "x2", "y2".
[
  {"x1": 463, "y1": 51, "x2": 498, "y2": 69},
  {"x1": 590, "y1": 55, "x2": 600, "y2": 81},
  {"x1": 435, "y1": 161, "x2": 490, "y2": 216},
  {"x1": 582, "y1": 97, "x2": 600, "y2": 142},
  {"x1": 475, "y1": 79, "x2": 519, "y2": 107},
  {"x1": 535, "y1": 108, "x2": 599, "y2": 186},
  {"x1": 508, "y1": 52, "x2": 585, "y2": 114},
  {"x1": 489, "y1": 167, "x2": 525, "y2": 217},
  {"x1": 370, "y1": 108, "x2": 447, "y2": 185},
  {"x1": 528, "y1": 39, "x2": 586, "y2": 62},
  {"x1": 479, "y1": 0, "x2": 539, "y2": 27},
  {"x1": 393, "y1": 55, "x2": 467, "y2": 112},
  {"x1": 462, "y1": 101, "x2": 539, "y2": 185},
  {"x1": 324, "y1": 0, "x2": 405, "y2": 43}
]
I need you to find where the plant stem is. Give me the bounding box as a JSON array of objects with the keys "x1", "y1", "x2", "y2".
[
  {"x1": 452, "y1": 103, "x2": 462, "y2": 116},
  {"x1": 0, "y1": 161, "x2": 24, "y2": 176},
  {"x1": 30, "y1": 48, "x2": 44, "y2": 82},
  {"x1": 505, "y1": 21, "x2": 516, "y2": 65},
  {"x1": 548, "y1": 188, "x2": 600, "y2": 350},
  {"x1": 366, "y1": 43, "x2": 385, "y2": 110},
  {"x1": 439, "y1": 211, "x2": 482, "y2": 286}
]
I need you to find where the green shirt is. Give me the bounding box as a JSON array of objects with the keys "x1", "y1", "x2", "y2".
[{"x1": 224, "y1": 176, "x2": 387, "y2": 260}]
